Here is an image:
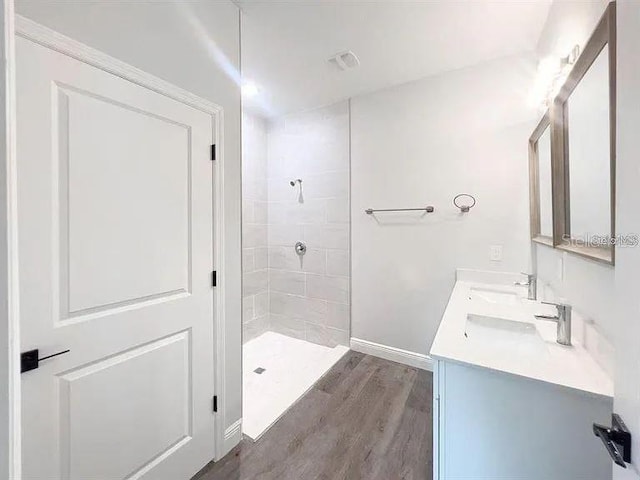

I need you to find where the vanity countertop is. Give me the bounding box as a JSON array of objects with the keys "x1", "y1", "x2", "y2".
[{"x1": 430, "y1": 271, "x2": 613, "y2": 399}]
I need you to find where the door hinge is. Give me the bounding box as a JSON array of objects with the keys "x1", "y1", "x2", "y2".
[
  {"x1": 211, "y1": 144, "x2": 216, "y2": 161},
  {"x1": 213, "y1": 395, "x2": 218, "y2": 413},
  {"x1": 212, "y1": 271, "x2": 217, "y2": 287}
]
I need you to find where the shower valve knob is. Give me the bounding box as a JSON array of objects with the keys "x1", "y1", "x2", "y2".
[{"x1": 295, "y1": 241, "x2": 307, "y2": 256}]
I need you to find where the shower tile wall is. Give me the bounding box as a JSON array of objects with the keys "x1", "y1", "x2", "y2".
[
  {"x1": 242, "y1": 113, "x2": 269, "y2": 343},
  {"x1": 267, "y1": 101, "x2": 350, "y2": 347}
]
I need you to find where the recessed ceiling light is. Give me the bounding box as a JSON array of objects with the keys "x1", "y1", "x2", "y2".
[{"x1": 242, "y1": 82, "x2": 259, "y2": 97}]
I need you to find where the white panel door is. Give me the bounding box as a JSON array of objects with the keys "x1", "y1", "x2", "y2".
[
  {"x1": 17, "y1": 35, "x2": 216, "y2": 480},
  {"x1": 614, "y1": 1, "x2": 640, "y2": 479}
]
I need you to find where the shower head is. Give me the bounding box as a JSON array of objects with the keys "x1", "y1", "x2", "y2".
[{"x1": 290, "y1": 178, "x2": 304, "y2": 202}]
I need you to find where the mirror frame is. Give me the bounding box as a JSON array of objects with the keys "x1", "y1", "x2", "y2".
[
  {"x1": 551, "y1": 1, "x2": 616, "y2": 265},
  {"x1": 528, "y1": 113, "x2": 554, "y2": 247}
]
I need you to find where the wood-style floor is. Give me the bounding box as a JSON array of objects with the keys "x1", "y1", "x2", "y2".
[{"x1": 194, "y1": 351, "x2": 433, "y2": 480}]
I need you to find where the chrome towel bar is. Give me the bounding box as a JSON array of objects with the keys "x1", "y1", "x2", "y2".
[{"x1": 365, "y1": 206, "x2": 435, "y2": 215}]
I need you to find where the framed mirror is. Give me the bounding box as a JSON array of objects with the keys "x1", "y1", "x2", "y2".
[
  {"x1": 529, "y1": 113, "x2": 554, "y2": 246},
  {"x1": 552, "y1": 2, "x2": 616, "y2": 265}
]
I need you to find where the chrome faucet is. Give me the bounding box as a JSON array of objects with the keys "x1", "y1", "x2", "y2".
[
  {"x1": 514, "y1": 272, "x2": 537, "y2": 300},
  {"x1": 534, "y1": 302, "x2": 572, "y2": 346}
]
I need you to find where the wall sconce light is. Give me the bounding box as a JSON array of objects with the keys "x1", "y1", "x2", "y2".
[{"x1": 529, "y1": 45, "x2": 580, "y2": 111}]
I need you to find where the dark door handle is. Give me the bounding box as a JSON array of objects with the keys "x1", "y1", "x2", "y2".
[
  {"x1": 21, "y1": 348, "x2": 70, "y2": 373},
  {"x1": 593, "y1": 414, "x2": 632, "y2": 468}
]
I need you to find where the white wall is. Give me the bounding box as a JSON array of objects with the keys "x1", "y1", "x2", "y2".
[
  {"x1": 533, "y1": 0, "x2": 615, "y2": 343},
  {"x1": 242, "y1": 113, "x2": 269, "y2": 343},
  {"x1": 536, "y1": 0, "x2": 609, "y2": 59},
  {"x1": 15, "y1": 0, "x2": 243, "y2": 454},
  {"x1": 266, "y1": 102, "x2": 351, "y2": 347},
  {"x1": 351, "y1": 55, "x2": 535, "y2": 355}
]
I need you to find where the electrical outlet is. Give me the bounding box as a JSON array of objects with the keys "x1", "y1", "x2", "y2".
[{"x1": 490, "y1": 245, "x2": 503, "y2": 262}]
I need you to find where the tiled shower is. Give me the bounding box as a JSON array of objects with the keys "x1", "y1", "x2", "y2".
[
  {"x1": 242, "y1": 101, "x2": 351, "y2": 348},
  {"x1": 241, "y1": 101, "x2": 351, "y2": 438}
]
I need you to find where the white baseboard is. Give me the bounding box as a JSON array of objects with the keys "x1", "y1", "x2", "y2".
[
  {"x1": 350, "y1": 338, "x2": 433, "y2": 371},
  {"x1": 222, "y1": 418, "x2": 242, "y2": 455}
]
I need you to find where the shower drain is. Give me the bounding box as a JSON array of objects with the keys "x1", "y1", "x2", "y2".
[{"x1": 254, "y1": 367, "x2": 266, "y2": 374}]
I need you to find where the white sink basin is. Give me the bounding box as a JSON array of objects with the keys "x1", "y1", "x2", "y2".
[
  {"x1": 468, "y1": 286, "x2": 521, "y2": 305},
  {"x1": 465, "y1": 313, "x2": 546, "y2": 355}
]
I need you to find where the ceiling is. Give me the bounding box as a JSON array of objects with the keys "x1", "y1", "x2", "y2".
[{"x1": 238, "y1": 0, "x2": 552, "y2": 118}]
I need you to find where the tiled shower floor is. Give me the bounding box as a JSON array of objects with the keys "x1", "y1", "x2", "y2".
[{"x1": 242, "y1": 331, "x2": 349, "y2": 440}]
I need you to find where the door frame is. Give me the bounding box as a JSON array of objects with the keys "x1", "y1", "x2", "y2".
[
  {"x1": 7, "y1": 13, "x2": 229, "y2": 473},
  {"x1": 1, "y1": 0, "x2": 19, "y2": 478}
]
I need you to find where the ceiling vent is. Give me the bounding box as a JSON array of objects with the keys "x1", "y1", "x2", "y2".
[{"x1": 328, "y1": 50, "x2": 360, "y2": 71}]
